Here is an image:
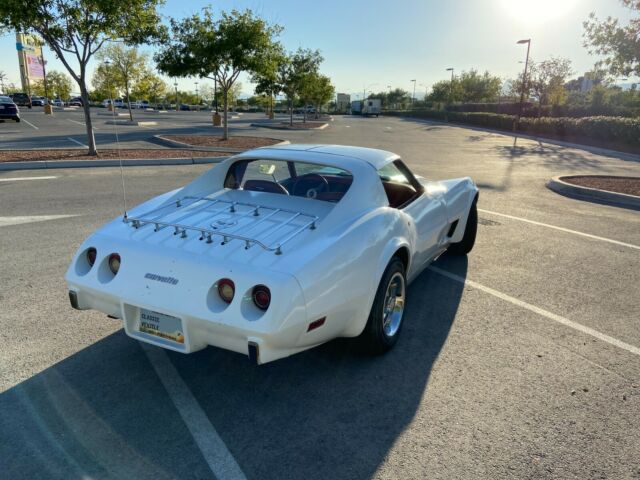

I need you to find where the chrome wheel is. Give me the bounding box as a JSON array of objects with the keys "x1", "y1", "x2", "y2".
[{"x1": 382, "y1": 272, "x2": 405, "y2": 337}]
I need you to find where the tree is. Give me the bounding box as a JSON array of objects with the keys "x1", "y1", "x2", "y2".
[
  {"x1": 157, "y1": 8, "x2": 281, "y2": 139},
  {"x1": 91, "y1": 63, "x2": 119, "y2": 102},
  {"x1": 132, "y1": 72, "x2": 168, "y2": 108},
  {"x1": 97, "y1": 45, "x2": 149, "y2": 121},
  {"x1": 276, "y1": 48, "x2": 323, "y2": 125},
  {"x1": 32, "y1": 70, "x2": 72, "y2": 100},
  {"x1": 0, "y1": 71, "x2": 6, "y2": 93},
  {"x1": 0, "y1": 0, "x2": 164, "y2": 155},
  {"x1": 457, "y1": 70, "x2": 502, "y2": 102},
  {"x1": 252, "y1": 43, "x2": 286, "y2": 117},
  {"x1": 583, "y1": 0, "x2": 640, "y2": 77},
  {"x1": 529, "y1": 58, "x2": 573, "y2": 111},
  {"x1": 306, "y1": 74, "x2": 334, "y2": 117}
]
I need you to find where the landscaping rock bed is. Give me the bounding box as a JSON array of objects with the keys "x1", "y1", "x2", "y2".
[
  {"x1": 253, "y1": 122, "x2": 328, "y2": 130},
  {"x1": 160, "y1": 135, "x2": 282, "y2": 149},
  {"x1": 561, "y1": 175, "x2": 640, "y2": 197},
  {"x1": 0, "y1": 149, "x2": 226, "y2": 163}
]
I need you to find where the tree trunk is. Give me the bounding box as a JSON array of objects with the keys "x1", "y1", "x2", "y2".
[
  {"x1": 289, "y1": 97, "x2": 293, "y2": 126},
  {"x1": 126, "y1": 81, "x2": 133, "y2": 122},
  {"x1": 303, "y1": 102, "x2": 307, "y2": 123},
  {"x1": 222, "y1": 88, "x2": 229, "y2": 140},
  {"x1": 79, "y1": 84, "x2": 98, "y2": 156}
]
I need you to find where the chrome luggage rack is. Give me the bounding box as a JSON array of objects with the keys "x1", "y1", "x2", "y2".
[{"x1": 124, "y1": 195, "x2": 318, "y2": 255}]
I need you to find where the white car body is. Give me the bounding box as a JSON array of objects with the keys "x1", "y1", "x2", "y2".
[{"x1": 65, "y1": 145, "x2": 478, "y2": 364}]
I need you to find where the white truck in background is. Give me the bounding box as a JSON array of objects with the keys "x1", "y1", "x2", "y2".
[{"x1": 351, "y1": 98, "x2": 381, "y2": 117}]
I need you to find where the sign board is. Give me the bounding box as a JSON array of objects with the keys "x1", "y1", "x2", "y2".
[{"x1": 16, "y1": 32, "x2": 44, "y2": 92}]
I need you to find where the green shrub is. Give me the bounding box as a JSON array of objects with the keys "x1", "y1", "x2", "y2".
[{"x1": 384, "y1": 110, "x2": 640, "y2": 148}]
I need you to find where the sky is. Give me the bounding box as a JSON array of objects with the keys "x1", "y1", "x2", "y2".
[{"x1": 0, "y1": 0, "x2": 636, "y2": 99}]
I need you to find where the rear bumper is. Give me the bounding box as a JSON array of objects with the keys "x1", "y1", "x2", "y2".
[{"x1": 67, "y1": 282, "x2": 314, "y2": 365}]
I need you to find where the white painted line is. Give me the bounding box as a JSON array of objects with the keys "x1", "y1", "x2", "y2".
[
  {"x1": 68, "y1": 118, "x2": 98, "y2": 130},
  {"x1": 429, "y1": 266, "x2": 640, "y2": 357},
  {"x1": 0, "y1": 214, "x2": 79, "y2": 227},
  {"x1": 21, "y1": 118, "x2": 39, "y2": 130},
  {"x1": 479, "y1": 208, "x2": 640, "y2": 251},
  {"x1": 67, "y1": 137, "x2": 88, "y2": 148},
  {"x1": 0, "y1": 176, "x2": 57, "y2": 182},
  {"x1": 141, "y1": 343, "x2": 247, "y2": 480}
]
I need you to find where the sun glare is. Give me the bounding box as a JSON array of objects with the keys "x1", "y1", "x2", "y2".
[{"x1": 500, "y1": 0, "x2": 580, "y2": 25}]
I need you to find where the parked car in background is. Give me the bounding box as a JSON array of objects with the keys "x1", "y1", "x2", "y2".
[
  {"x1": 31, "y1": 96, "x2": 47, "y2": 106},
  {"x1": 52, "y1": 98, "x2": 65, "y2": 107},
  {"x1": 9, "y1": 93, "x2": 31, "y2": 109},
  {"x1": 179, "y1": 103, "x2": 192, "y2": 111},
  {"x1": 133, "y1": 100, "x2": 150, "y2": 109},
  {"x1": 69, "y1": 97, "x2": 83, "y2": 107},
  {"x1": 0, "y1": 96, "x2": 20, "y2": 122}
]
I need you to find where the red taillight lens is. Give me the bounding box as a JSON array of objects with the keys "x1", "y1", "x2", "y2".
[
  {"x1": 217, "y1": 278, "x2": 235, "y2": 303},
  {"x1": 86, "y1": 247, "x2": 97, "y2": 266},
  {"x1": 252, "y1": 285, "x2": 271, "y2": 310},
  {"x1": 108, "y1": 253, "x2": 121, "y2": 275}
]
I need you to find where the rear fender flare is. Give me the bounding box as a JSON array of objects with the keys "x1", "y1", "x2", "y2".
[{"x1": 342, "y1": 237, "x2": 411, "y2": 337}]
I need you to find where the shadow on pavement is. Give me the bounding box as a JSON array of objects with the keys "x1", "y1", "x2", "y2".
[{"x1": 0, "y1": 254, "x2": 467, "y2": 480}]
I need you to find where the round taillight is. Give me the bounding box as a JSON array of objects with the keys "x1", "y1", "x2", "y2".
[
  {"x1": 108, "y1": 253, "x2": 121, "y2": 275},
  {"x1": 217, "y1": 278, "x2": 235, "y2": 304},
  {"x1": 252, "y1": 285, "x2": 271, "y2": 310},
  {"x1": 86, "y1": 247, "x2": 97, "y2": 267}
]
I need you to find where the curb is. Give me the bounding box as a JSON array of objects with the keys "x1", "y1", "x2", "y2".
[
  {"x1": 250, "y1": 122, "x2": 329, "y2": 130},
  {"x1": 0, "y1": 156, "x2": 228, "y2": 172},
  {"x1": 546, "y1": 176, "x2": 640, "y2": 210},
  {"x1": 105, "y1": 120, "x2": 158, "y2": 126},
  {"x1": 153, "y1": 135, "x2": 290, "y2": 152}
]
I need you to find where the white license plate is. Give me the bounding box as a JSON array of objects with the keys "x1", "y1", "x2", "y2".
[{"x1": 138, "y1": 308, "x2": 184, "y2": 344}]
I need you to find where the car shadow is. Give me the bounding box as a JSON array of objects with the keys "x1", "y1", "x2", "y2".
[{"x1": 0, "y1": 254, "x2": 467, "y2": 480}]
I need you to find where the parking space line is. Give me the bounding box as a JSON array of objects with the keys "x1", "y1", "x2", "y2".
[
  {"x1": 428, "y1": 266, "x2": 640, "y2": 357},
  {"x1": 0, "y1": 214, "x2": 79, "y2": 227},
  {"x1": 67, "y1": 118, "x2": 98, "y2": 130},
  {"x1": 67, "y1": 137, "x2": 88, "y2": 148},
  {"x1": 479, "y1": 209, "x2": 640, "y2": 251},
  {"x1": 21, "y1": 118, "x2": 39, "y2": 130},
  {"x1": 0, "y1": 176, "x2": 57, "y2": 182},
  {"x1": 141, "y1": 343, "x2": 247, "y2": 480}
]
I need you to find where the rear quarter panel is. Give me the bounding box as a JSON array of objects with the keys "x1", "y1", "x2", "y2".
[{"x1": 287, "y1": 207, "x2": 413, "y2": 341}]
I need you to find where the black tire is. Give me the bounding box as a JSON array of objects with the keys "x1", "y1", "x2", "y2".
[
  {"x1": 14, "y1": 117, "x2": 20, "y2": 123},
  {"x1": 358, "y1": 257, "x2": 406, "y2": 354},
  {"x1": 448, "y1": 200, "x2": 477, "y2": 255}
]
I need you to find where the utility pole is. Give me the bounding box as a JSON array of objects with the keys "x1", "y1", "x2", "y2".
[
  {"x1": 411, "y1": 79, "x2": 416, "y2": 107},
  {"x1": 445, "y1": 68, "x2": 454, "y2": 121},
  {"x1": 195, "y1": 81, "x2": 199, "y2": 111},
  {"x1": 516, "y1": 38, "x2": 531, "y2": 130}
]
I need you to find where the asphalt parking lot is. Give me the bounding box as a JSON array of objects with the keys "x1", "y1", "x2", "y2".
[{"x1": 1, "y1": 110, "x2": 639, "y2": 479}]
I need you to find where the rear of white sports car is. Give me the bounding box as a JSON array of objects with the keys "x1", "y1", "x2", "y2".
[{"x1": 66, "y1": 222, "x2": 318, "y2": 364}]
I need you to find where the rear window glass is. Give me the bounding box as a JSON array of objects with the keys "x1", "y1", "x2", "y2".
[{"x1": 225, "y1": 159, "x2": 353, "y2": 203}]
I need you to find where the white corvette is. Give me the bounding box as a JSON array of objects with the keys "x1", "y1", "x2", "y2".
[{"x1": 66, "y1": 144, "x2": 478, "y2": 364}]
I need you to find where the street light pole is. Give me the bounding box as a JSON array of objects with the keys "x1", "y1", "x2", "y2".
[
  {"x1": 195, "y1": 81, "x2": 199, "y2": 111},
  {"x1": 445, "y1": 68, "x2": 454, "y2": 121},
  {"x1": 516, "y1": 38, "x2": 531, "y2": 130},
  {"x1": 410, "y1": 79, "x2": 416, "y2": 107}
]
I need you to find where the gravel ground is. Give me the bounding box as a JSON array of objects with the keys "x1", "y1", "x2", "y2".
[
  {"x1": 162, "y1": 135, "x2": 282, "y2": 148},
  {"x1": 562, "y1": 175, "x2": 640, "y2": 196},
  {"x1": 0, "y1": 149, "x2": 227, "y2": 163}
]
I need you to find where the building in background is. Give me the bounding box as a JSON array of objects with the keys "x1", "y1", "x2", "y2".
[
  {"x1": 336, "y1": 93, "x2": 350, "y2": 113},
  {"x1": 16, "y1": 32, "x2": 44, "y2": 95}
]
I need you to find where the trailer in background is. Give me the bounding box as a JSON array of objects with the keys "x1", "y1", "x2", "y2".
[
  {"x1": 362, "y1": 99, "x2": 381, "y2": 117},
  {"x1": 350, "y1": 100, "x2": 362, "y2": 115}
]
